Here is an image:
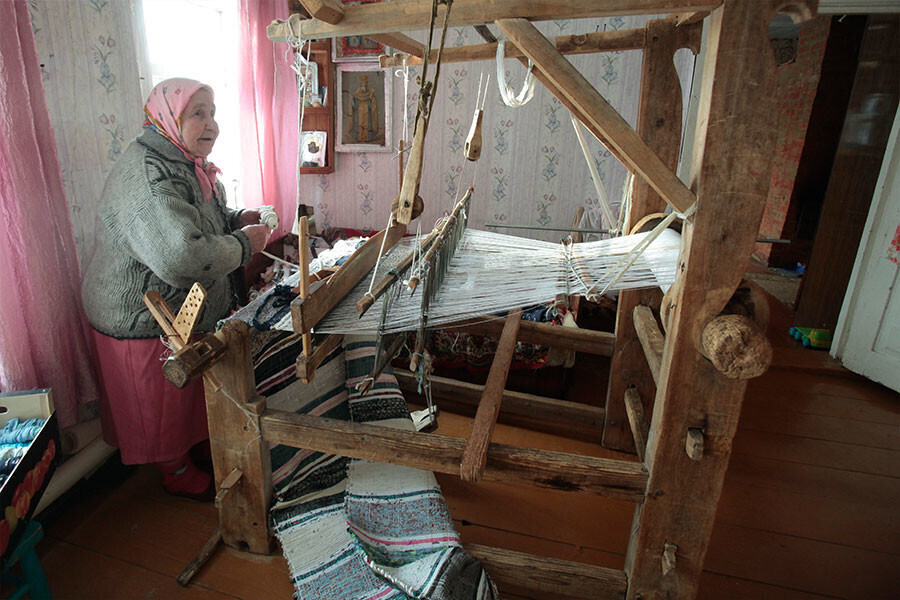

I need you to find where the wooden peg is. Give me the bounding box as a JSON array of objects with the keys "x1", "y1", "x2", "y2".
[
  {"x1": 662, "y1": 542, "x2": 677, "y2": 576},
  {"x1": 685, "y1": 427, "x2": 704, "y2": 461},
  {"x1": 624, "y1": 388, "x2": 649, "y2": 463},
  {"x1": 464, "y1": 108, "x2": 484, "y2": 161}
]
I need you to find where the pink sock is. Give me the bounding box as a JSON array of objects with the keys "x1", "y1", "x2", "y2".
[{"x1": 157, "y1": 454, "x2": 211, "y2": 495}]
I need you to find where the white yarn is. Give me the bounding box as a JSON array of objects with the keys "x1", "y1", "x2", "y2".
[
  {"x1": 304, "y1": 228, "x2": 681, "y2": 335},
  {"x1": 496, "y1": 41, "x2": 536, "y2": 107},
  {"x1": 571, "y1": 115, "x2": 615, "y2": 231},
  {"x1": 259, "y1": 205, "x2": 279, "y2": 230}
]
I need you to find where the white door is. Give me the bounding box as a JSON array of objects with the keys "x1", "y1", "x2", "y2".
[{"x1": 833, "y1": 107, "x2": 900, "y2": 393}]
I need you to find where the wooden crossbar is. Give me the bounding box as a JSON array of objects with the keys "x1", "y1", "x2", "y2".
[
  {"x1": 259, "y1": 410, "x2": 647, "y2": 501},
  {"x1": 496, "y1": 18, "x2": 696, "y2": 216},
  {"x1": 291, "y1": 222, "x2": 406, "y2": 334},
  {"x1": 367, "y1": 32, "x2": 423, "y2": 57},
  {"x1": 394, "y1": 371, "x2": 605, "y2": 441},
  {"x1": 467, "y1": 544, "x2": 627, "y2": 600},
  {"x1": 379, "y1": 28, "x2": 646, "y2": 67},
  {"x1": 460, "y1": 309, "x2": 522, "y2": 482},
  {"x1": 287, "y1": 0, "x2": 721, "y2": 39},
  {"x1": 454, "y1": 317, "x2": 616, "y2": 356}
]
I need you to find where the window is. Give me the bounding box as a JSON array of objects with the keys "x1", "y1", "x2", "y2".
[{"x1": 141, "y1": 0, "x2": 242, "y2": 207}]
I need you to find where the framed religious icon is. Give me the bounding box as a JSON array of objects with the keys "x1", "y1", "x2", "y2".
[
  {"x1": 332, "y1": 0, "x2": 386, "y2": 62},
  {"x1": 336, "y1": 64, "x2": 392, "y2": 153}
]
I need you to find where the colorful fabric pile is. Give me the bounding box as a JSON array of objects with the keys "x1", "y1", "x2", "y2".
[
  {"x1": 249, "y1": 329, "x2": 496, "y2": 599},
  {"x1": 0, "y1": 418, "x2": 46, "y2": 487}
]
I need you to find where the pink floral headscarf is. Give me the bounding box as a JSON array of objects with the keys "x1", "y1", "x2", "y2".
[{"x1": 143, "y1": 78, "x2": 221, "y2": 202}]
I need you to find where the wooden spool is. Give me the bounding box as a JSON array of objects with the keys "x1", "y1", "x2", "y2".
[
  {"x1": 162, "y1": 334, "x2": 228, "y2": 388},
  {"x1": 700, "y1": 314, "x2": 772, "y2": 380}
]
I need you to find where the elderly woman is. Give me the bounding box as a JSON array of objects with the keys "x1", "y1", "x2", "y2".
[{"x1": 81, "y1": 78, "x2": 270, "y2": 500}]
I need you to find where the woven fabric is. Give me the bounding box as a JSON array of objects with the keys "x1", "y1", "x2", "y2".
[{"x1": 253, "y1": 330, "x2": 496, "y2": 599}]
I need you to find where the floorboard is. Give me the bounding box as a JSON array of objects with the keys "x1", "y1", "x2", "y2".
[{"x1": 27, "y1": 298, "x2": 899, "y2": 599}]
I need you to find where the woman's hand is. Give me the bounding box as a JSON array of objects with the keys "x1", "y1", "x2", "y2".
[
  {"x1": 241, "y1": 224, "x2": 270, "y2": 254},
  {"x1": 238, "y1": 210, "x2": 261, "y2": 227}
]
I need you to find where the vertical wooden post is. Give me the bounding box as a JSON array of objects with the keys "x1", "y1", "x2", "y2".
[
  {"x1": 625, "y1": 2, "x2": 806, "y2": 598},
  {"x1": 603, "y1": 19, "x2": 701, "y2": 452},
  {"x1": 299, "y1": 217, "x2": 312, "y2": 357},
  {"x1": 205, "y1": 320, "x2": 273, "y2": 555}
]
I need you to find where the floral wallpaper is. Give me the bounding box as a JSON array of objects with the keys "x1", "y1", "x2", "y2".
[
  {"x1": 28, "y1": 0, "x2": 149, "y2": 266},
  {"x1": 299, "y1": 16, "x2": 696, "y2": 242}
]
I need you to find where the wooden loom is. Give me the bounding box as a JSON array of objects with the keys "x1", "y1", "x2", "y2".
[{"x1": 154, "y1": 2, "x2": 817, "y2": 598}]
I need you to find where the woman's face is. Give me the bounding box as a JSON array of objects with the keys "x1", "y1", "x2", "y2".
[{"x1": 180, "y1": 88, "x2": 219, "y2": 158}]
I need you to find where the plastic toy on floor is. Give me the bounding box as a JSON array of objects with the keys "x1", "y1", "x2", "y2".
[{"x1": 789, "y1": 327, "x2": 833, "y2": 349}]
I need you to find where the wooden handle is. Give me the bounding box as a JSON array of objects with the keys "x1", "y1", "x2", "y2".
[
  {"x1": 700, "y1": 314, "x2": 772, "y2": 379},
  {"x1": 464, "y1": 109, "x2": 484, "y2": 161},
  {"x1": 397, "y1": 116, "x2": 427, "y2": 224}
]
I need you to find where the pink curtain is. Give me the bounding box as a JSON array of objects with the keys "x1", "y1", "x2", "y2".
[
  {"x1": 0, "y1": 0, "x2": 100, "y2": 428},
  {"x1": 238, "y1": 0, "x2": 299, "y2": 235}
]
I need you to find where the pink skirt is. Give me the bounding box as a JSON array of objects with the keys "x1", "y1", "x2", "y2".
[{"x1": 92, "y1": 331, "x2": 209, "y2": 465}]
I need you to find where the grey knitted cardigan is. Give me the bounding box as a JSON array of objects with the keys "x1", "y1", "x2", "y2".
[{"x1": 82, "y1": 127, "x2": 252, "y2": 339}]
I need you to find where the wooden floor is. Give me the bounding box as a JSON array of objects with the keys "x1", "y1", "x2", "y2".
[{"x1": 30, "y1": 312, "x2": 899, "y2": 599}]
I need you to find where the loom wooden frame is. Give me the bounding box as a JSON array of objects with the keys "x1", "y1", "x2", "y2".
[{"x1": 192, "y1": 3, "x2": 817, "y2": 599}]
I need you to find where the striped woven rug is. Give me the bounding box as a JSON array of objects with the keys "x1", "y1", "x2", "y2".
[{"x1": 250, "y1": 329, "x2": 497, "y2": 600}]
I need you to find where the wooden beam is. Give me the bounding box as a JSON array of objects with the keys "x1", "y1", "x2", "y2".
[
  {"x1": 292, "y1": 0, "x2": 722, "y2": 39},
  {"x1": 379, "y1": 28, "x2": 647, "y2": 67},
  {"x1": 625, "y1": 2, "x2": 795, "y2": 597},
  {"x1": 633, "y1": 305, "x2": 665, "y2": 386},
  {"x1": 670, "y1": 11, "x2": 709, "y2": 25},
  {"x1": 296, "y1": 333, "x2": 345, "y2": 383},
  {"x1": 291, "y1": 221, "x2": 405, "y2": 333},
  {"x1": 495, "y1": 18, "x2": 696, "y2": 215},
  {"x1": 205, "y1": 320, "x2": 272, "y2": 555},
  {"x1": 604, "y1": 18, "x2": 699, "y2": 453},
  {"x1": 466, "y1": 544, "x2": 627, "y2": 600},
  {"x1": 259, "y1": 410, "x2": 647, "y2": 501},
  {"x1": 624, "y1": 388, "x2": 650, "y2": 463},
  {"x1": 460, "y1": 309, "x2": 522, "y2": 482},
  {"x1": 366, "y1": 32, "x2": 423, "y2": 57},
  {"x1": 454, "y1": 317, "x2": 615, "y2": 356},
  {"x1": 299, "y1": 0, "x2": 343, "y2": 24},
  {"x1": 394, "y1": 371, "x2": 606, "y2": 442}
]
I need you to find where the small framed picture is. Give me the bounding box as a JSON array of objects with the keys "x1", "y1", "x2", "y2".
[
  {"x1": 300, "y1": 131, "x2": 327, "y2": 167},
  {"x1": 332, "y1": 0, "x2": 386, "y2": 62},
  {"x1": 293, "y1": 55, "x2": 319, "y2": 99},
  {"x1": 336, "y1": 64, "x2": 392, "y2": 153}
]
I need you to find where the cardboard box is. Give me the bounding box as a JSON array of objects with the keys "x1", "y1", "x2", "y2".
[{"x1": 0, "y1": 389, "x2": 60, "y2": 566}]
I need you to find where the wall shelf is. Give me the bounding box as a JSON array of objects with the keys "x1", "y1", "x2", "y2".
[{"x1": 298, "y1": 39, "x2": 334, "y2": 174}]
